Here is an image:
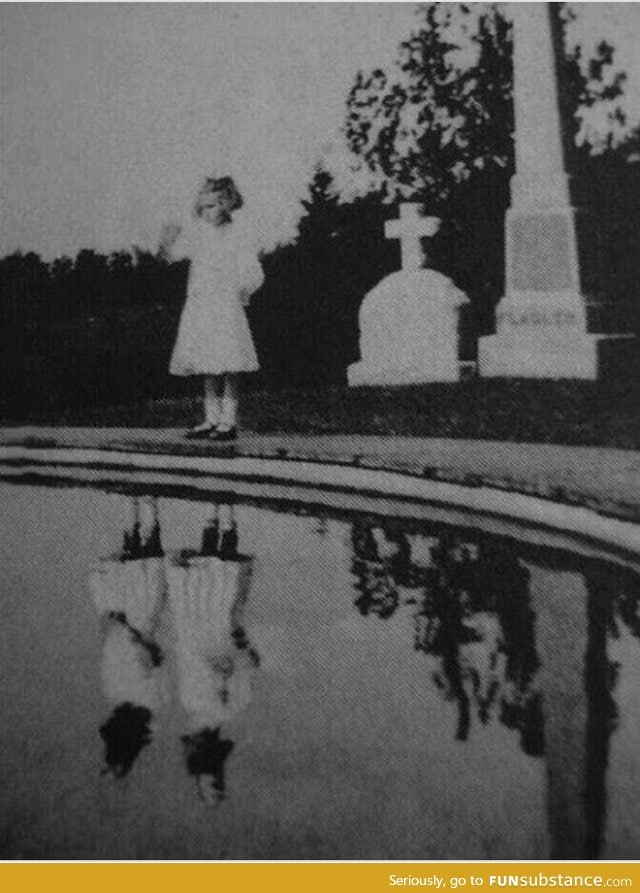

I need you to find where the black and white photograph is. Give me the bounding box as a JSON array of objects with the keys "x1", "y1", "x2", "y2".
[{"x1": 0, "y1": 0, "x2": 639, "y2": 862}]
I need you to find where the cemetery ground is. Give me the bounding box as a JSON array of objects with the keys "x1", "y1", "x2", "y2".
[
  {"x1": 2, "y1": 377, "x2": 640, "y2": 524},
  {"x1": 2, "y1": 378, "x2": 639, "y2": 448}
]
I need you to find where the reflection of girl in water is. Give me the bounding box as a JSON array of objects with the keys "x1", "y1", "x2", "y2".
[
  {"x1": 167, "y1": 503, "x2": 258, "y2": 803},
  {"x1": 91, "y1": 500, "x2": 259, "y2": 800},
  {"x1": 90, "y1": 496, "x2": 166, "y2": 778}
]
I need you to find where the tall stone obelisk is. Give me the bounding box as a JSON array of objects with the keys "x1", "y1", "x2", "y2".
[{"x1": 479, "y1": 2, "x2": 600, "y2": 379}]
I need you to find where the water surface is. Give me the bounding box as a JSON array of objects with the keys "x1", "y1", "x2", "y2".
[{"x1": 0, "y1": 482, "x2": 638, "y2": 859}]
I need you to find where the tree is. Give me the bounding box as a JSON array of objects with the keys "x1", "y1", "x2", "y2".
[
  {"x1": 559, "y1": 9, "x2": 628, "y2": 159},
  {"x1": 343, "y1": 2, "x2": 636, "y2": 343},
  {"x1": 250, "y1": 166, "x2": 397, "y2": 386},
  {"x1": 345, "y1": 4, "x2": 512, "y2": 210},
  {"x1": 344, "y1": 2, "x2": 628, "y2": 211}
]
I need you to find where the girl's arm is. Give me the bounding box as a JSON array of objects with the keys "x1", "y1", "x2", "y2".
[
  {"x1": 237, "y1": 251, "x2": 265, "y2": 306},
  {"x1": 158, "y1": 222, "x2": 185, "y2": 262}
]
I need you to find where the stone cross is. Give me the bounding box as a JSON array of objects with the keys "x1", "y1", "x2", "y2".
[{"x1": 384, "y1": 203, "x2": 440, "y2": 271}]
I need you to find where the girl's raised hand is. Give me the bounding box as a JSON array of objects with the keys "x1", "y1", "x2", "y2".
[{"x1": 159, "y1": 222, "x2": 182, "y2": 255}]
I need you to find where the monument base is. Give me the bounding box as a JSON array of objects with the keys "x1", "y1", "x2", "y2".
[
  {"x1": 480, "y1": 290, "x2": 613, "y2": 380},
  {"x1": 479, "y1": 331, "x2": 635, "y2": 380},
  {"x1": 479, "y1": 331, "x2": 599, "y2": 380}
]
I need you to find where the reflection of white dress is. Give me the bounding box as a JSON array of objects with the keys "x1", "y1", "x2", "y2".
[
  {"x1": 100, "y1": 623, "x2": 160, "y2": 710},
  {"x1": 89, "y1": 557, "x2": 167, "y2": 636},
  {"x1": 167, "y1": 553, "x2": 255, "y2": 728},
  {"x1": 169, "y1": 219, "x2": 263, "y2": 376},
  {"x1": 89, "y1": 556, "x2": 167, "y2": 710}
]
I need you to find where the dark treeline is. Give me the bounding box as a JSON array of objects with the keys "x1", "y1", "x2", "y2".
[
  {"x1": 0, "y1": 248, "x2": 189, "y2": 413},
  {"x1": 1, "y1": 154, "x2": 639, "y2": 416},
  {"x1": 3, "y1": 1, "x2": 640, "y2": 417},
  {"x1": 0, "y1": 176, "x2": 397, "y2": 414}
]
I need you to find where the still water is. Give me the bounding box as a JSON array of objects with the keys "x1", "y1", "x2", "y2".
[{"x1": 0, "y1": 482, "x2": 639, "y2": 860}]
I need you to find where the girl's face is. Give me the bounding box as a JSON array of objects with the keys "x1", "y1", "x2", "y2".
[{"x1": 199, "y1": 190, "x2": 234, "y2": 226}]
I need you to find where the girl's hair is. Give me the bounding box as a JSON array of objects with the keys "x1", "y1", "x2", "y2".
[{"x1": 194, "y1": 175, "x2": 244, "y2": 217}]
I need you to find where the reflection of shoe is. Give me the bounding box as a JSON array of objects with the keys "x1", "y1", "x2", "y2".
[
  {"x1": 218, "y1": 524, "x2": 238, "y2": 559},
  {"x1": 209, "y1": 427, "x2": 237, "y2": 442},
  {"x1": 200, "y1": 519, "x2": 220, "y2": 557},
  {"x1": 185, "y1": 424, "x2": 217, "y2": 440},
  {"x1": 100, "y1": 702, "x2": 153, "y2": 779},
  {"x1": 196, "y1": 774, "x2": 225, "y2": 805},
  {"x1": 182, "y1": 727, "x2": 234, "y2": 803}
]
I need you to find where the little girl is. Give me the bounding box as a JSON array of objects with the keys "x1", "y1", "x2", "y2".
[{"x1": 160, "y1": 176, "x2": 264, "y2": 441}]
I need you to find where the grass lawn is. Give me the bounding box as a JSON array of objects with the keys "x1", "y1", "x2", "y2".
[{"x1": 2, "y1": 379, "x2": 640, "y2": 450}]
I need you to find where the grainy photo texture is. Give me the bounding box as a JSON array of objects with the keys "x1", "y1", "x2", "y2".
[{"x1": 0, "y1": 1, "x2": 639, "y2": 861}]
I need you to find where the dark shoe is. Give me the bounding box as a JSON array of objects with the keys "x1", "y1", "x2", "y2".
[
  {"x1": 185, "y1": 424, "x2": 217, "y2": 440},
  {"x1": 209, "y1": 427, "x2": 237, "y2": 442}
]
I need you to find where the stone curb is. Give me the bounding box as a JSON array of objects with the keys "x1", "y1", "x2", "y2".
[
  {"x1": 2, "y1": 427, "x2": 640, "y2": 526},
  {"x1": 1, "y1": 439, "x2": 639, "y2": 572}
]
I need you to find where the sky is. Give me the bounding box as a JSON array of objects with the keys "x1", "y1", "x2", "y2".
[{"x1": 1, "y1": 2, "x2": 639, "y2": 260}]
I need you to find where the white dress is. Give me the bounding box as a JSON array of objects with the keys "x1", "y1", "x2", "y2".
[{"x1": 169, "y1": 218, "x2": 263, "y2": 376}]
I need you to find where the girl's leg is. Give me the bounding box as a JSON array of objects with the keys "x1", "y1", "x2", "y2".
[
  {"x1": 122, "y1": 496, "x2": 142, "y2": 558},
  {"x1": 218, "y1": 502, "x2": 238, "y2": 558},
  {"x1": 127, "y1": 496, "x2": 141, "y2": 535},
  {"x1": 186, "y1": 375, "x2": 222, "y2": 438},
  {"x1": 218, "y1": 373, "x2": 240, "y2": 433},
  {"x1": 218, "y1": 502, "x2": 235, "y2": 533},
  {"x1": 200, "y1": 505, "x2": 220, "y2": 556},
  {"x1": 138, "y1": 495, "x2": 157, "y2": 534},
  {"x1": 139, "y1": 496, "x2": 163, "y2": 557},
  {"x1": 203, "y1": 374, "x2": 223, "y2": 426}
]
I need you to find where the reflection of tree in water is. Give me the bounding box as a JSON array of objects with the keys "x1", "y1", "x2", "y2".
[
  {"x1": 351, "y1": 521, "x2": 401, "y2": 619},
  {"x1": 350, "y1": 519, "x2": 544, "y2": 755},
  {"x1": 612, "y1": 570, "x2": 640, "y2": 641},
  {"x1": 596, "y1": 565, "x2": 640, "y2": 737}
]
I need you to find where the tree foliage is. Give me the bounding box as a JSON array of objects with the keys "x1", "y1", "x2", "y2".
[
  {"x1": 250, "y1": 166, "x2": 396, "y2": 387},
  {"x1": 0, "y1": 248, "x2": 188, "y2": 413},
  {"x1": 561, "y1": 11, "x2": 628, "y2": 156},
  {"x1": 344, "y1": 2, "x2": 628, "y2": 210}
]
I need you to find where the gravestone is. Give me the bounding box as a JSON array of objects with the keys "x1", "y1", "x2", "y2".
[
  {"x1": 348, "y1": 203, "x2": 468, "y2": 386},
  {"x1": 479, "y1": 3, "x2": 632, "y2": 379}
]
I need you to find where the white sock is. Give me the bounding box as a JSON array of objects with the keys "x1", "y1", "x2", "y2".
[
  {"x1": 219, "y1": 374, "x2": 239, "y2": 430},
  {"x1": 218, "y1": 503, "x2": 234, "y2": 533},
  {"x1": 203, "y1": 375, "x2": 222, "y2": 426}
]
